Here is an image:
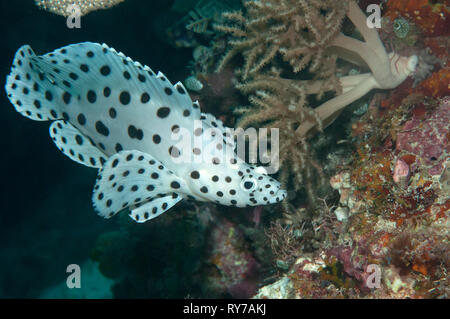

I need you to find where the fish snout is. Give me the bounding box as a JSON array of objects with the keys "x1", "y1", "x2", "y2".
[{"x1": 274, "y1": 188, "x2": 287, "y2": 203}]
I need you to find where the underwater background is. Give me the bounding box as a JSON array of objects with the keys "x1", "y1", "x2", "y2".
[{"x1": 0, "y1": 0, "x2": 448, "y2": 299}]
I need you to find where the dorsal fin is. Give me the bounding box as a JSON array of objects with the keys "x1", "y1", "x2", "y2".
[{"x1": 5, "y1": 42, "x2": 202, "y2": 123}]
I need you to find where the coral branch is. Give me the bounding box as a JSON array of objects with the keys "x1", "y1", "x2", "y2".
[
  {"x1": 294, "y1": 0, "x2": 418, "y2": 136},
  {"x1": 215, "y1": 0, "x2": 418, "y2": 204}
]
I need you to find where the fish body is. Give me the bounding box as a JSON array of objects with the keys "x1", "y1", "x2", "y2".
[{"x1": 5, "y1": 42, "x2": 286, "y2": 222}]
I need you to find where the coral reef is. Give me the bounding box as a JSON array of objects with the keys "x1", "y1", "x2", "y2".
[
  {"x1": 178, "y1": 0, "x2": 449, "y2": 298},
  {"x1": 34, "y1": 0, "x2": 125, "y2": 17},
  {"x1": 212, "y1": 0, "x2": 417, "y2": 208},
  {"x1": 204, "y1": 218, "x2": 260, "y2": 298},
  {"x1": 396, "y1": 98, "x2": 449, "y2": 176},
  {"x1": 248, "y1": 0, "x2": 449, "y2": 298},
  {"x1": 215, "y1": 0, "x2": 348, "y2": 79},
  {"x1": 163, "y1": 0, "x2": 241, "y2": 49},
  {"x1": 256, "y1": 92, "x2": 449, "y2": 298},
  {"x1": 384, "y1": 0, "x2": 450, "y2": 37}
]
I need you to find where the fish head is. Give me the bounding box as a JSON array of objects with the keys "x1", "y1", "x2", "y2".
[
  {"x1": 186, "y1": 154, "x2": 287, "y2": 207},
  {"x1": 234, "y1": 162, "x2": 287, "y2": 207}
]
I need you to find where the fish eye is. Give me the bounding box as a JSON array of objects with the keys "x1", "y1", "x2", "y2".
[{"x1": 240, "y1": 177, "x2": 257, "y2": 192}]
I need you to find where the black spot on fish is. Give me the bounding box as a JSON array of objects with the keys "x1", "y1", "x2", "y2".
[
  {"x1": 45, "y1": 90, "x2": 53, "y2": 101},
  {"x1": 80, "y1": 64, "x2": 89, "y2": 72},
  {"x1": 119, "y1": 91, "x2": 131, "y2": 105},
  {"x1": 100, "y1": 65, "x2": 111, "y2": 76},
  {"x1": 168, "y1": 146, "x2": 180, "y2": 158},
  {"x1": 87, "y1": 90, "x2": 96, "y2": 103},
  {"x1": 75, "y1": 135, "x2": 83, "y2": 145},
  {"x1": 176, "y1": 85, "x2": 186, "y2": 94},
  {"x1": 157, "y1": 107, "x2": 170, "y2": 118},
  {"x1": 96, "y1": 121, "x2": 109, "y2": 136},
  {"x1": 190, "y1": 171, "x2": 200, "y2": 179},
  {"x1": 103, "y1": 87, "x2": 111, "y2": 97},
  {"x1": 128, "y1": 125, "x2": 144, "y2": 140},
  {"x1": 152, "y1": 134, "x2": 161, "y2": 144},
  {"x1": 109, "y1": 108, "x2": 117, "y2": 119},
  {"x1": 141, "y1": 92, "x2": 150, "y2": 103},
  {"x1": 77, "y1": 113, "x2": 86, "y2": 125},
  {"x1": 62, "y1": 92, "x2": 71, "y2": 104}
]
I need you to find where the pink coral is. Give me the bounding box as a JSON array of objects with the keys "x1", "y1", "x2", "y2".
[
  {"x1": 396, "y1": 97, "x2": 450, "y2": 175},
  {"x1": 325, "y1": 245, "x2": 373, "y2": 293},
  {"x1": 206, "y1": 219, "x2": 259, "y2": 298},
  {"x1": 393, "y1": 158, "x2": 410, "y2": 186}
]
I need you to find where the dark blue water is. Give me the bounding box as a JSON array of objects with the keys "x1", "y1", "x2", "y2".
[{"x1": 0, "y1": 0, "x2": 201, "y2": 298}]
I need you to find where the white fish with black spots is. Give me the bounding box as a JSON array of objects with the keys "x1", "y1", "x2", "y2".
[{"x1": 5, "y1": 42, "x2": 287, "y2": 223}]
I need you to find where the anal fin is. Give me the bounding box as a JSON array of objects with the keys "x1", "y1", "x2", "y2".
[{"x1": 49, "y1": 120, "x2": 107, "y2": 168}]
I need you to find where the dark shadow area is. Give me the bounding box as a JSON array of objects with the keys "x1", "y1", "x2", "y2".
[{"x1": 0, "y1": 0, "x2": 198, "y2": 298}]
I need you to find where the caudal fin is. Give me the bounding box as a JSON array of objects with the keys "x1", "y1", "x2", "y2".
[{"x1": 5, "y1": 45, "x2": 65, "y2": 121}]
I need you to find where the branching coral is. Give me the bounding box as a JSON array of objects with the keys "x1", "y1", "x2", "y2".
[
  {"x1": 300, "y1": 1, "x2": 418, "y2": 136},
  {"x1": 215, "y1": 0, "x2": 348, "y2": 79},
  {"x1": 35, "y1": 0, "x2": 125, "y2": 17},
  {"x1": 216, "y1": 0, "x2": 418, "y2": 207}
]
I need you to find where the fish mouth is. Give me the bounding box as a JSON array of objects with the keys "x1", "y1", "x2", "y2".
[
  {"x1": 276, "y1": 189, "x2": 287, "y2": 201},
  {"x1": 269, "y1": 188, "x2": 287, "y2": 204}
]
